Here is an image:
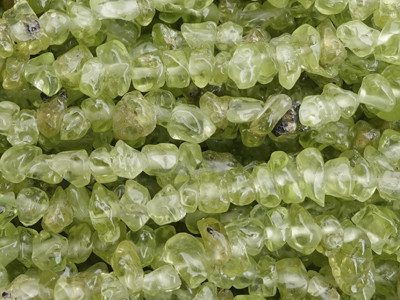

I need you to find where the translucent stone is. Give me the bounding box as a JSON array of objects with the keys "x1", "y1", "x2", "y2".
[
  {"x1": 162, "y1": 50, "x2": 190, "y2": 88},
  {"x1": 127, "y1": 225, "x2": 156, "y2": 267},
  {"x1": 0, "y1": 192, "x2": 17, "y2": 229},
  {"x1": 264, "y1": 206, "x2": 289, "y2": 252},
  {"x1": 145, "y1": 89, "x2": 175, "y2": 127},
  {"x1": 65, "y1": 185, "x2": 91, "y2": 223},
  {"x1": 39, "y1": 10, "x2": 70, "y2": 45},
  {"x1": 198, "y1": 170, "x2": 230, "y2": 213},
  {"x1": 147, "y1": 184, "x2": 186, "y2": 225},
  {"x1": 322, "y1": 83, "x2": 359, "y2": 118},
  {"x1": 292, "y1": 24, "x2": 321, "y2": 74},
  {"x1": 53, "y1": 276, "x2": 87, "y2": 300},
  {"x1": 349, "y1": 0, "x2": 378, "y2": 20},
  {"x1": 179, "y1": 178, "x2": 198, "y2": 214},
  {"x1": 136, "y1": 0, "x2": 155, "y2": 26},
  {"x1": 286, "y1": 204, "x2": 322, "y2": 255},
  {"x1": 93, "y1": 222, "x2": 126, "y2": 264},
  {"x1": 25, "y1": 52, "x2": 61, "y2": 96},
  {"x1": 197, "y1": 217, "x2": 231, "y2": 266},
  {"x1": 275, "y1": 258, "x2": 308, "y2": 300},
  {"x1": 32, "y1": 230, "x2": 68, "y2": 272},
  {"x1": 89, "y1": 183, "x2": 121, "y2": 243},
  {"x1": 315, "y1": 0, "x2": 348, "y2": 15},
  {"x1": 89, "y1": 147, "x2": 117, "y2": 183},
  {"x1": 36, "y1": 92, "x2": 67, "y2": 138},
  {"x1": 228, "y1": 43, "x2": 261, "y2": 89},
  {"x1": 307, "y1": 272, "x2": 340, "y2": 300},
  {"x1": 0, "y1": 101, "x2": 19, "y2": 135},
  {"x1": 163, "y1": 232, "x2": 213, "y2": 288},
  {"x1": 49, "y1": 150, "x2": 91, "y2": 187},
  {"x1": 250, "y1": 94, "x2": 292, "y2": 136},
  {"x1": 79, "y1": 58, "x2": 106, "y2": 98},
  {"x1": 143, "y1": 264, "x2": 181, "y2": 296},
  {"x1": 276, "y1": 37, "x2": 301, "y2": 90},
  {"x1": 360, "y1": 76, "x2": 396, "y2": 115},
  {"x1": 100, "y1": 273, "x2": 130, "y2": 300},
  {"x1": 66, "y1": 0, "x2": 101, "y2": 40},
  {"x1": 81, "y1": 97, "x2": 114, "y2": 133},
  {"x1": 16, "y1": 187, "x2": 49, "y2": 227},
  {"x1": 90, "y1": 0, "x2": 139, "y2": 20},
  {"x1": 210, "y1": 51, "x2": 231, "y2": 86},
  {"x1": 113, "y1": 91, "x2": 157, "y2": 141},
  {"x1": 324, "y1": 157, "x2": 354, "y2": 199},
  {"x1": 3, "y1": 274, "x2": 39, "y2": 300},
  {"x1": 142, "y1": 143, "x2": 179, "y2": 176},
  {"x1": 337, "y1": 20, "x2": 379, "y2": 57},
  {"x1": 3, "y1": 0, "x2": 50, "y2": 55},
  {"x1": 53, "y1": 45, "x2": 93, "y2": 88},
  {"x1": 221, "y1": 230, "x2": 251, "y2": 278},
  {"x1": 216, "y1": 21, "x2": 242, "y2": 51},
  {"x1": 60, "y1": 107, "x2": 90, "y2": 141},
  {"x1": 296, "y1": 148, "x2": 325, "y2": 206},
  {"x1": 17, "y1": 227, "x2": 37, "y2": 268},
  {"x1": 375, "y1": 19, "x2": 400, "y2": 65},
  {"x1": 0, "y1": 223, "x2": 19, "y2": 267},
  {"x1": 41, "y1": 187, "x2": 73, "y2": 234},
  {"x1": 2, "y1": 53, "x2": 29, "y2": 90},
  {"x1": 193, "y1": 282, "x2": 218, "y2": 300},
  {"x1": 67, "y1": 223, "x2": 93, "y2": 264},
  {"x1": 131, "y1": 52, "x2": 165, "y2": 92},
  {"x1": 110, "y1": 140, "x2": 147, "y2": 179},
  {"x1": 248, "y1": 256, "x2": 277, "y2": 298},
  {"x1": 299, "y1": 95, "x2": 341, "y2": 128},
  {"x1": 6, "y1": 112, "x2": 38, "y2": 146},
  {"x1": 105, "y1": 19, "x2": 141, "y2": 50},
  {"x1": 377, "y1": 129, "x2": 400, "y2": 168},
  {"x1": 226, "y1": 97, "x2": 263, "y2": 124},
  {"x1": 352, "y1": 205, "x2": 397, "y2": 254},
  {"x1": 0, "y1": 145, "x2": 42, "y2": 183},
  {"x1": 181, "y1": 21, "x2": 217, "y2": 49},
  {"x1": 252, "y1": 163, "x2": 281, "y2": 208},
  {"x1": 317, "y1": 19, "x2": 347, "y2": 68},
  {"x1": 167, "y1": 104, "x2": 216, "y2": 143},
  {"x1": 152, "y1": 23, "x2": 186, "y2": 50},
  {"x1": 189, "y1": 48, "x2": 214, "y2": 88},
  {"x1": 0, "y1": 19, "x2": 13, "y2": 59},
  {"x1": 378, "y1": 171, "x2": 400, "y2": 200},
  {"x1": 257, "y1": 42, "x2": 278, "y2": 84}
]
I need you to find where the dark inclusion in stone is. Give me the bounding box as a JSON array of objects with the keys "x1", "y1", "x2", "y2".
[
  {"x1": 25, "y1": 20, "x2": 40, "y2": 34},
  {"x1": 1, "y1": 292, "x2": 11, "y2": 298},
  {"x1": 272, "y1": 101, "x2": 307, "y2": 137},
  {"x1": 207, "y1": 227, "x2": 214, "y2": 234}
]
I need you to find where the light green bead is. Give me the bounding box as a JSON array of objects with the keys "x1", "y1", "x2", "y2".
[
  {"x1": 257, "y1": 42, "x2": 278, "y2": 84},
  {"x1": 151, "y1": 225, "x2": 176, "y2": 269},
  {"x1": 151, "y1": 0, "x2": 194, "y2": 13},
  {"x1": 0, "y1": 192, "x2": 17, "y2": 229},
  {"x1": 42, "y1": 187, "x2": 73, "y2": 233},
  {"x1": 0, "y1": 19, "x2": 13, "y2": 59},
  {"x1": 324, "y1": 157, "x2": 354, "y2": 199},
  {"x1": 299, "y1": 95, "x2": 341, "y2": 128},
  {"x1": 67, "y1": 223, "x2": 93, "y2": 264},
  {"x1": 276, "y1": 258, "x2": 309, "y2": 300},
  {"x1": 152, "y1": 23, "x2": 186, "y2": 50},
  {"x1": 378, "y1": 170, "x2": 400, "y2": 200},
  {"x1": 136, "y1": 0, "x2": 155, "y2": 26},
  {"x1": 90, "y1": 183, "x2": 121, "y2": 243},
  {"x1": 315, "y1": 0, "x2": 348, "y2": 15},
  {"x1": 296, "y1": 148, "x2": 325, "y2": 206},
  {"x1": 32, "y1": 230, "x2": 68, "y2": 272},
  {"x1": 179, "y1": 178, "x2": 199, "y2": 213},
  {"x1": 307, "y1": 272, "x2": 340, "y2": 300},
  {"x1": 198, "y1": 170, "x2": 230, "y2": 213},
  {"x1": 276, "y1": 37, "x2": 301, "y2": 90},
  {"x1": 81, "y1": 97, "x2": 114, "y2": 133},
  {"x1": 131, "y1": 52, "x2": 165, "y2": 92},
  {"x1": 0, "y1": 223, "x2": 19, "y2": 267},
  {"x1": 36, "y1": 92, "x2": 67, "y2": 139},
  {"x1": 39, "y1": 10, "x2": 70, "y2": 46},
  {"x1": 127, "y1": 225, "x2": 156, "y2": 267},
  {"x1": 162, "y1": 49, "x2": 191, "y2": 88},
  {"x1": 17, "y1": 226, "x2": 37, "y2": 268},
  {"x1": 0, "y1": 264, "x2": 9, "y2": 290},
  {"x1": 199, "y1": 92, "x2": 229, "y2": 131},
  {"x1": 3, "y1": 0, "x2": 50, "y2": 55},
  {"x1": 189, "y1": 48, "x2": 214, "y2": 88},
  {"x1": 0, "y1": 101, "x2": 19, "y2": 135},
  {"x1": 113, "y1": 91, "x2": 157, "y2": 141},
  {"x1": 216, "y1": 21, "x2": 242, "y2": 51},
  {"x1": 93, "y1": 222, "x2": 126, "y2": 264},
  {"x1": 228, "y1": 43, "x2": 261, "y2": 89},
  {"x1": 143, "y1": 264, "x2": 182, "y2": 296},
  {"x1": 79, "y1": 58, "x2": 106, "y2": 98},
  {"x1": 210, "y1": 51, "x2": 231, "y2": 86},
  {"x1": 53, "y1": 45, "x2": 93, "y2": 88},
  {"x1": 147, "y1": 184, "x2": 186, "y2": 225},
  {"x1": 120, "y1": 180, "x2": 150, "y2": 232},
  {"x1": 317, "y1": 19, "x2": 347, "y2": 68},
  {"x1": 197, "y1": 217, "x2": 231, "y2": 266},
  {"x1": 349, "y1": 0, "x2": 378, "y2": 20},
  {"x1": 110, "y1": 140, "x2": 147, "y2": 179},
  {"x1": 16, "y1": 187, "x2": 49, "y2": 227},
  {"x1": 322, "y1": 83, "x2": 359, "y2": 118},
  {"x1": 226, "y1": 97, "x2": 263, "y2": 124},
  {"x1": 0, "y1": 145, "x2": 42, "y2": 183},
  {"x1": 3, "y1": 274, "x2": 40, "y2": 300},
  {"x1": 364, "y1": 145, "x2": 394, "y2": 176},
  {"x1": 163, "y1": 232, "x2": 213, "y2": 288},
  {"x1": 89, "y1": 0, "x2": 139, "y2": 20},
  {"x1": 225, "y1": 167, "x2": 255, "y2": 206},
  {"x1": 167, "y1": 104, "x2": 216, "y2": 143},
  {"x1": 292, "y1": 24, "x2": 321, "y2": 73},
  {"x1": 49, "y1": 150, "x2": 91, "y2": 187},
  {"x1": 222, "y1": 231, "x2": 251, "y2": 278},
  {"x1": 89, "y1": 147, "x2": 117, "y2": 183},
  {"x1": 60, "y1": 107, "x2": 90, "y2": 141},
  {"x1": 64, "y1": 185, "x2": 91, "y2": 223},
  {"x1": 181, "y1": 21, "x2": 217, "y2": 50},
  {"x1": 142, "y1": 143, "x2": 179, "y2": 176},
  {"x1": 25, "y1": 154, "x2": 62, "y2": 184},
  {"x1": 53, "y1": 276, "x2": 87, "y2": 300},
  {"x1": 192, "y1": 282, "x2": 218, "y2": 300},
  {"x1": 100, "y1": 273, "x2": 130, "y2": 300},
  {"x1": 252, "y1": 163, "x2": 281, "y2": 208},
  {"x1": 378, "y1": 129, "x2": 400, "y2": 167},
  {"x1": 352, "y1": 205, "x2": 397, "y2": 254},
  {"x1": 66, "y1": 1, "x2": 101, "y2": 40},
  {"x1": 286, "y1": 204, "x2": 322, "y2": 255},
  {"x1": 337, "y1": 20, "x2": 379, "y2": 57},
  {"x1": 104, "y1": 19, "x2": 141, "y2": 50},
  {"x1": 375, "y1": 19, "x2": 400, "y2": 64},
  {"x1": 144, "y1": 89, "x2": 175, "y2": 127},
  {"x1": 2, "y1": 53, "x2": 29, "y2": 90}
]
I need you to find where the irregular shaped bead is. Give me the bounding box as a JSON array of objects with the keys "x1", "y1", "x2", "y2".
[
  {"x1": 252, "y1": 163, "x2": 281, "y2": 208},
  {"x1": 92, "y1": 222, "x2": 126, "y2": 264},
  {"x1": 193, "y1": 282, "x2": 218, "y2": 300},
  {"x1": 142, "y1": 143, "x2": 179, "y2": 176},
  {"x1": 167, "y1": 104, "x2": 216, "y2": 143},
  {"x1": 292, "y1": 24, "x2": 321, "y2": 73},
  {"x1": 39, "y1": 10, "x2": 70, "y2": 46},
  {"x1": 32, "y1": 230, "x2": 68, "y2": 272},
  {"x1": 275, "y1": 258, "x2": 309, "y2": 300},
  {"x1": 378, "y1": 129, "x2": 400, "y2": 168},
  {"x1": 0, "y1": 145, "x2": 42, "y2": 183},
  {"x1": 198, "y1": 170, "x2": 230, "y2": 213},
  {"x1": 89, "y1": 147, "x2": 116, "y2": 184},
  {"x1": 307, "y1": 271, "x2": 340, "y2": 300},
  {"x1": 349, "y1": 0, "x2": 378, "y2": 20},
  {"x1": 3, "y1": 274, "x2": 39, "y2": 300},
  {"x1": 131, "y1": 52, "x2": 165, "y2": 92},
  {"x1": 147, "y1": 184, "x2": 186, "y2": 225},
  {"x1": 81, "y1": 97, "x2": 114, "y2": 133},
  {"x1": 2, "y1": 53, "x2": 29, "y2": 90},
  {"x1": 322, "y1": 83, "x2": 359, "y2": 119},
  {"x1": 67, "y1": 223, "x2": 93, "y2": 264},
  {"x1": 100, "y1": 273, "x2": 130, "y2": 300},
  {"x1": 110, "y1": 240, "x2": 144, "y2": 294},
  {"x1": 127, "y1": 225, "x2": 156, "y2": 267},
  {"x1": 60, "y1": 107, "x2": 90, "y2": 141},
  {"x1": 226, "y1": 167, "x2": 256, "y2": 206},
  {"x1": 113, "y1": 91, "x2": 157, "y2": 141},
  {"x1": 299, "y1": 95, "x2": 341, "y2": 128},
  {"x1": 90, "y1": 0, "x2": 140, "y2": 20},
  {"x1": 152, "y1": 0, "x2": 194, "y2": 13},
  {"x1": 0, "y1": 223, "x2": 19, "y2": 267},
  {"x1": 89, "y1": 183, "x2": 121, "y2": 243},
  {"x1": 163, "y1": 233, "x2": 213, "y2": 288},
  {"x1": 162, "y1": 49, "x2": 190, "y2": 88},
  {"x1": 315, "y1": 215, "x2": 343, "y2": 257},
  {"x1": 197, "y1": 217, "x2": 231, "y2": 266},
  {"x1": 364, "y1": 145, "x2": 394, "y2": 176},
  {"x1": 324, "y1": 157, "x2": 354, "y2": 199},
  {"x1": 152, "y1": 23, "x2": 186, "y2": 50},
  {"x1": 66, "y1": 1, "x2": 101, "y2": 40},
  {"x1": 0, "y1": 19, "x2": 13, "y2": 59},
  {"x1": 189, "y1": 48, "x2": 214, "y2": 88},
  {"x1": 181, "y1": 21, "x2": 217, "y2": 50},
  {"x1": 359, "y1": 74, "x2": 396, "y2": 113},
  {"x1": 79, "y1": 58, "x2": 106, "y2": 98},
  {"x1": 210, "y1": 51, "x2": 231, "y2": 86},
  {"x1": 143, "y1": 265, "x2": 182, "y2": 296},
  {"x1": 49, "y1": 150, "x2": 91, "y2": 187},
  {"x1": 375, "y1": 19, "x2": 400, "y2": 64},
  {"x1": 276, "y1": 37, "x2": 301, "y2": 90},
  {"x1": 286, "y1": 204, "x2": 322, "y2": 255},
  {"x1": 226, "y1": 97, "x2": 263, "y2": 124},
  {"x1": 0, "y1": 101, "x2": 19, "y2": 135},
  {"x1": 17, "y1": 226, "x2": 37, "y2": 268},
  {"x1": 16, "y1": 187, "x2": 49, "y2": 227},
  {"x1": 228, "y1": 43, "x2": 261, "y2": 89},
  {"x1": 0, "y1": 192, "x2": 17, "y2": 229},
  {"x1": 216, "y1": 21, "x2": 242, "y2": 51},
  {"x1": 36, "y1": 92, "x2": 67, "y2": 138},
  {"x1": 65, "y1": 185, "x2": 91, "y2": 223},
  {"x1": 317, "y1": 19, "x2": 347, "y2": 68},
  {"x1": 110, "y1": 140, "x2": 147, "y2": 179}
]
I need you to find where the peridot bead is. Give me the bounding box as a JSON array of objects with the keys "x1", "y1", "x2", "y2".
[
  {"x1": 110, "y1": 140, "x2": 147, "y2": 179},
  {"x1": 189, "y1": 48, "x2": 214, "y2": 88},
  {"x1": 162, "y1": 49, "x2": 191, "y2": 88},
  {"x1": 16, "y1": 187, "x2": 49, "y2": 227},
  {"x1": 216, "y1": 21, "x2": 242, "y2": 51},
  {"x1": 89, "y1": 0, "x2": 140, "y2": 21},
  {"x1": 276, "y1": 37, "x2": 301, "y2": 90},
  {"x1": 66, "y1": 1, "x2": 101, "y2": 40},
  {"x1": 0, "y1": 19, "x2": 13, "y2": 59},
  {"x1": 67, "y1": 223, "x2": 93, "y2": 264},
  {"x1": 81, "y1": 97, "x2": 115, "y2": 133},
  {"x1": 181, "y1": 21, "x2": 217, "y2": 50},
  {"x1": 39, "y1": 10, "x2": 70, "y2": 46},
  {"x1": 0, "y1": 192, "x2": 17, "y2": 229},
  {"x1": 275, "y1": 258, "x2": 309, "y2": 300},
  {"x1": 143, "y1": 264, "x2": 182, "y2": 296},
  {"x1": 131, "y1": 52, "x2": 165, "y2": 92}
]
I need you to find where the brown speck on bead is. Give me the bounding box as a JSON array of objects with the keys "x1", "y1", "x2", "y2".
[{"x1": 207, "y1": 227, "x2": 214, "y2": 234}]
